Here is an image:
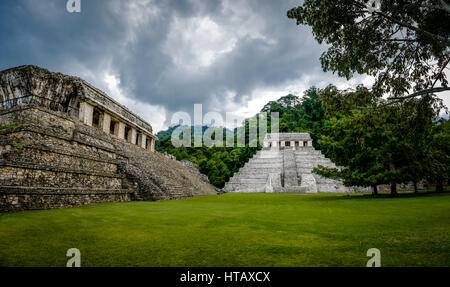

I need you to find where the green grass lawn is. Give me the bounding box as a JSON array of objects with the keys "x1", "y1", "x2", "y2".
[{"x1": 0, "y1": 193, "x2": 449, "y2": 267}]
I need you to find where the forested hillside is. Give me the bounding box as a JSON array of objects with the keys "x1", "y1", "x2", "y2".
[
  {"x1": 156, "y1": 88, "x2": 326, "y2": 187},
  {"x1": 157, "y1": 85, "x2": 449, "y2": 192}
]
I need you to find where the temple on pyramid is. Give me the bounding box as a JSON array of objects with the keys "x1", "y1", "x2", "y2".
[{"x1": 224, "y1": 133, "x2": 367, "y2": 193}]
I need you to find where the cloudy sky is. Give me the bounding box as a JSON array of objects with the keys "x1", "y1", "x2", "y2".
[{"x1": 2, "y1": 0, "x2": 437, "y2": 132}]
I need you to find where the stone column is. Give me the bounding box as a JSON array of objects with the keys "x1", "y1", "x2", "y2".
[
  {"x1": 117, "y1": 122, "x2": 126, "y2": 139},
  {"x1": 272, "y1": 141, "x2": 278, "y2": 148},
  {"x1": 128, "y1": 128, "x2": 137, "y2": 144},
  {"x1": 147, "y1": 137, "x2": 152, "y2": 151},
  {"x1": 299, "y1": 141, "x2": 304, "y2": 147},
  {"x1": 100, "y1": 113, "x2": 111, "y2": 134},
  {"x1": 280, "y1": 141, "x2": 285, "y2": 147},
  {"x1": 291, "y1": 141, "x2": 295, "y2": 150},
  {"x1": 78, "y1": 102, "x2": 94, "y2": 126},
  {"x1": 138, "y1": 134, "x2": 147, "y2": 149},
  {"x1": 308, "y1": 140, "x2": 313, "y2": 147},
  {"x1": 148, "y1": 138, "x2": 155, "y2": 152}
]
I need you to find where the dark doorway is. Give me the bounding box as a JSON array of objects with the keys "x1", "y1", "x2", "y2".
[
  {"x1": 92, "y1": 108, "x2": 101, "y2": 128},
  {"x1": 125, "y1": 126, "x2": 132, "y2": 142},
  {"x1": 135, "y1": 133, "x2": 140, "y2": 145},
  {"x1": 110, "y1": 120, "x2": 118, "y2": 136}
]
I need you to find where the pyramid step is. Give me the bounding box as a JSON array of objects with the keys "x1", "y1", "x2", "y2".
[
  {"x1": 232, "y1": 174, "x2": 270, "y2": 180},
  {"x1": 316, "y1": 183, "x2": 348, "y2": 193},
  {"x1": 243, "y1": 163, "x2": 283, "y2": 168},
  {"x1": 225, "y1": 183, "x2": 266, "y2": 190},
  {"x1": 230, "y1": 179, "x2": 268, "y2": 184},
  {"x1": 224, "y1": 141, "x2": 355, "y2": 194},
  {"x1": 226, "y1": 187, "x2": 266, "y2": 193},
  {"x1": 249, "y1": 159, "x2": 283, "y2": 164}
]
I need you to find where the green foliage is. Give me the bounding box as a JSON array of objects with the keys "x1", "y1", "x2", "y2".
[
  {"x1": 156, "y1": 89, "x2": 328, "y2": 188},
  {"x1": 315, "y1": 86, "x2": 444, "y2": 195},
  {"x1": 156, "y1": 86, "x2": 448, "y2": 194},
  {"x1": 154, "y1": 125, "x2": 182, "y2": 144},
  {"x1": 157, "y1": 135, "x2": 257, "y2": 188},
  {"x1": 12, "y1": 142, "x2": 23, "y2": 148},
  {"x1": 266, "y1": 88, "x2": 327, "y2": 148},
  {"x1": 287, "y1": 0, "x2": 450, "y2": 101},
  {"x1": 0, "y1": 123, "x2": 24, "y2": 130},
  {"x1": 425, "y1": 119, "x2": 450, "y2": 191},
  {"x1": 288, "y1": 1, "x2": 449, "y2": 194}
]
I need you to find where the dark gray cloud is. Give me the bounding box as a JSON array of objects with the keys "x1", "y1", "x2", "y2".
[{"x1": 0, "y1": 0, "x2": 366, "y2": 131}]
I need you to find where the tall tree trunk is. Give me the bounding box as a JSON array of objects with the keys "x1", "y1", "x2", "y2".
[
  {"x1": 389, "y1": 162, "x2": 398, "y2": 197},
  {"x1": 390, "y1": 181, "x2": 398, "y2": 196},
  {"x1": 413, "y1": 181, "x2": 418, "y2": 194},
  {"x1": 372, "y1": 185, "x2": 378, "y2": 196},
  {"x1": 436, "y1": 180, "x2": 444, "y2": 193}
]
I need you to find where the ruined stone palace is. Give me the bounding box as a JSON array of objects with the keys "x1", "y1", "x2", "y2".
[
  {"x1": 0, "y1": 65, "x2": 217, "y2": 212},
  {"x1": 224, "y1": 133, "x2": 368, "y2": 193}
]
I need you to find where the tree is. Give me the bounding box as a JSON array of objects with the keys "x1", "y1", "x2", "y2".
[
  {"x1": 426, "y1": 118, "x2": 450, "y2": 192},
  {"x1": 288, "y1": 0, "x2": 450, "y2": 104},
  {"x1": 156, "y1": 129, "x2": 258, "y2": 188},
  {"x1": 299, "y1": 87, "x2": 328, "y2": 147},
  {"x1": 315, "y1": 86, "x2": 437, "y2": 196},
  {"x1": 155, "y1": 90, "x2": 332, "y2": 188},
  {"x1": 398, "y1": 98, "x2": 436, "y2": 193},
  {"x1": 265, "y1": 88, "x2": 327, "y2": 147}
]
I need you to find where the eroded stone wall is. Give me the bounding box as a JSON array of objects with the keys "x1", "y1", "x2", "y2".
[
  {"x1": 0, "y1": 106, "x2": 217, "y2": 212},
  {"x1": 0, "y1": 65, "x2": 157, "y2": 151}
]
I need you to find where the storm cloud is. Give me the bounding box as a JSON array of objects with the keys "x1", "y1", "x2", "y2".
[{"x1": 0, "y1": 0, "x2": 374, "y2": 131}]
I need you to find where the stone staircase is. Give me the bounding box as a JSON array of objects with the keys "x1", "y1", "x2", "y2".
[
  {"x1": 283, "y1": 149, "x2": 299, "y2": 187},
  {"x1": 0, "y1": 108, "x2": 218, "y2": 211},
  {"x1": 224, "y1": 146, "x2": 354, "y2": 194},
  {"x1": 116, "y1": 140, "x2": 218, "y2": 201},
  {"x1": 223, "y1": 149, "x2": 283, "y2": 193},
  {"x1": 295, "y1": 147, "x2": 348, "y2": 193}
]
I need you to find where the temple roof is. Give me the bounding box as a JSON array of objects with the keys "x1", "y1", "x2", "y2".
[
  {"x1": 264, "y1": 133, "x2": 312, "y2": 142},
  {"x1": 0, "y1": 65, "x2": 155, "y2": 136}
]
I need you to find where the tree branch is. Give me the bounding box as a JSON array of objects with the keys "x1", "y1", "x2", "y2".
[
  {"x1": 351, "y1": 0, "x2": 450, "y2": 45},
  {"x1": 373, "y1": 10, "x2": 450, "y2": 45},
  {"x1": 380, "y1": 39, "x2": 417, "y2": 42},
  {"x1": 432, "y1": 57, "x2": 450, "y2": 88},
  {"x1": 388, "y1": 87, "x2": 450, "y2": 101},
  {"x1": 439, "y1": 0, "x2": 450, "y2": 13}
]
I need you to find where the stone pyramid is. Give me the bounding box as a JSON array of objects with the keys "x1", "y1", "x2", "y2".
[{"x1": 224, "y1": 133, "x2": 364, "y2": 193}]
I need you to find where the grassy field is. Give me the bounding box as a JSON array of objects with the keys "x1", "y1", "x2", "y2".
[{"x1": 0, "y1": 193, "x2": 449, "y2": 267}]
